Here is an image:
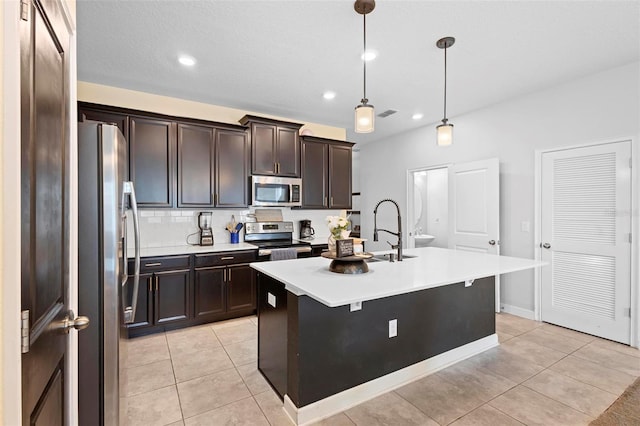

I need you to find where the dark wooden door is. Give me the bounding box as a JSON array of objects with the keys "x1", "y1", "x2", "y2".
[
  {"x1": 276, "y1": 127, "x2": 300, "y2": 177},
  {"x1": 216, "y1": 129, "x2": 249, "y2": 207},
  {"x1": 129, "y1": 116, "x2": 176, "y2": 207},
  {"x1": 251, "y1": 123, "x2": 277, "y2": 175},
  {"x1": 227, "y1": 265, "x2": 256, "y2": 312},
  {"x1": 154, "y1": 270, "x2": 191, "y2": 324},
  {"x1": 301, "y1": 140, "x2": 329, "y2": 208},
  {"x1": 177, "y1": 123, "x2": 214, "y2": 207},
  {"x1": 125, "y1": 273, "x2": 153, "y2": 329},
  {"x1": 20, "y1": 0, "x2": 70, "y2": 424},
  {"x1": 328, "y1": 145, "x2": 352, "y2": 209},
  {"x1": 78, "y1": 106, "x2": 129, "y2": 141},
  {"x1": 194, "y1": 268, "x2": 226, "y2": 318}
]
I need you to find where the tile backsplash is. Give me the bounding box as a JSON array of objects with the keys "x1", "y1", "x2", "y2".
[{"x1": 126, "y1": 208, "x2": 347, "y2": 249}]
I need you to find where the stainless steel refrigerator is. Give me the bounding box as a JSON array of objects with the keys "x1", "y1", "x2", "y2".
[{"x1": 78, "y1": 122, "x2": 140, "y2": 425}]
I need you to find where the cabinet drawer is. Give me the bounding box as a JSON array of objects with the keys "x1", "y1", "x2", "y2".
[
  {"x1": 194, "y1": 250, "x2": 257, "y2": 268},
  {"x1": 129, "y1": 255, "x2": 191, "y2": 273}
]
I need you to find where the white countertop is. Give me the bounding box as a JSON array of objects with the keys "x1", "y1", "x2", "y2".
[
  {"x1": 128, "y1": 242, "x2": 258, "y2": 258},
  {"x1": 251, "y1": 247, "x2": 543, "y2": 307}
]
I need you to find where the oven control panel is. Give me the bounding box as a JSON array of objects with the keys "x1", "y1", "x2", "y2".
[{"x1": 245, "y1": 221, "x2": 294, "y2": 234}]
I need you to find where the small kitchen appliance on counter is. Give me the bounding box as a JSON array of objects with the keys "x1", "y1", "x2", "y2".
[
  {"x1": 299, "y1": 219, "x2": 315, "y2": 240},
  {"x1": 198, "y1": 212, "x2": 214, "y2": 246}
]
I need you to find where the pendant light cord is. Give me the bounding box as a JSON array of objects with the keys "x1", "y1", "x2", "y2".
[
  {"x1": 443, "y1": 44, "x2": 448, "y2": 122},
  {"x1": 363, "y1": 12, "x2": 367, "y2": 103}
]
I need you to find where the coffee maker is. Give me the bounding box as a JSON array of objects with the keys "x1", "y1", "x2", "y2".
[
  {"x1": 198, "y1": 212, "x2": 214, "y2": 246},
  {"x1": 299, "y1": 220, "x2": 315, "y2": 240}
]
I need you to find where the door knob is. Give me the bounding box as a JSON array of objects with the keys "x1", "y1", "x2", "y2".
[
  {"x1": 489, "y1": 240, "x2": 496, "y2": 245},
  {"x1": 59, "y1": 310, "x2": 90, "y2": 334},
  {"x1": 542, "y1": 242, "x2": 551, "y2": 249}
]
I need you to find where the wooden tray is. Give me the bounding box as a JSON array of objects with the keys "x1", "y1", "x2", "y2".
[{"x1": 321, "y1": 252, "x2": 373, "y2": 262}]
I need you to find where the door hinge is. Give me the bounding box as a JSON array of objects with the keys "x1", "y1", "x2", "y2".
[
  {"x1": 20, "y1": 0, "x2": 30, "y2": 21},
  {"x1": 21, "y1": 310, "x2": 30, "y2": 353},
  {"x1": 624, "y1": 307, "x2": 631, "y2": 317}
]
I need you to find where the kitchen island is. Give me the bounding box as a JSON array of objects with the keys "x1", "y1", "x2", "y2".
[{"x1": 251, "y1": 247, "x2": 542, "y2": 425}]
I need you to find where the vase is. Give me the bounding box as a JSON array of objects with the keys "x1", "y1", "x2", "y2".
[{"x1": 328, "y1": 234, "x2": 337, "y2": 254}]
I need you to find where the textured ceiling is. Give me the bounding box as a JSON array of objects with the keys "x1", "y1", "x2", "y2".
[{"x1": 77, "y1": 1, "x2": 640, "y2": 146}]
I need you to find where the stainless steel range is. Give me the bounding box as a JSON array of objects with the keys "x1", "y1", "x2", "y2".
[{"x1": 244, "y1": 221, "x2": 312, "y2": 259}]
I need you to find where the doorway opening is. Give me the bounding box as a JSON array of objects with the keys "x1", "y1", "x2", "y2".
[{"x1": 408, "y1": 166, "x2": 449, "y2": 249}]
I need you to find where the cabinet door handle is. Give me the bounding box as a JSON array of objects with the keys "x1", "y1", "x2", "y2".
[
  {"x1": 223, "y1": 269, "x2": 227, "y2": 282},
  {"x1": 274, "y1": 162, "x2": 277, "y2": 174},
  {"x1": 155, "y1": 276, "x2": 159, "y2": 292},
  {"x1": 148, "y1": 277, "x2": 152, "y2": 293},
  {"x1": 324, "y1": 197, "x2": 328, "y2": 207},
  {"x1": 145, "y1": 262, "x2": 162, "y2": 267},
  {"x1": 228, "y1": 268, "x2": 232, "y2": 281},
  {"x1": 331, "y1": 197, "x2": 334, "y2": 206}
]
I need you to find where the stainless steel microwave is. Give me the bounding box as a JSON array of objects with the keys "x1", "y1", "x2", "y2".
[{"x1": 251, "y1": 176, "x2": 302, "y2": 207}]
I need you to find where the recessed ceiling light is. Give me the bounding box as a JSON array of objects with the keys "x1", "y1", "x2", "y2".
[
  {"x1": 361, "y1": 50, "x2": 377, "y2": 61},
  {"x1": 412, "y1": 113, "x2": 424, "y2": 120},
  {"x1": 178, "y1": 55, "x2": 196, "y2": 66},
  {"x1": 323, "y1": 91, "x2": 336, "y2": 100}
]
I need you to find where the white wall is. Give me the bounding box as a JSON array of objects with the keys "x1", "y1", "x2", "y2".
[{"x1": 360, "y1": 62, "x2": 639, "y2": 315}]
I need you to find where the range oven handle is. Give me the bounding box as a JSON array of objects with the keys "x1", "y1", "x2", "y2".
[{"x1": 258, "y1": 246, "x2": 312, "y2": 257}]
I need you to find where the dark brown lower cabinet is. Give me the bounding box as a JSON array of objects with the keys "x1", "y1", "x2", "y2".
[
  {"x1": 155, "y1": 269, "x2": 191, "y2": 324},
  {"x1": 194, "y1": 263, "x2": 256, "y2": 321},
  {"x1": 125, "y1": 272, "x2": 153, "y2": 329},
  {"x1": 194, "y1": 267, "x2": 226, "y2": 318},
  {"x1": 227, "y1": 264, "x2": 256, "y2": 312}
]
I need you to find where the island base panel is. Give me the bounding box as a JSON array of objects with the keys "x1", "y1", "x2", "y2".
[{"x1": 286, "y1": 276, "x2": 495, "y2": 407}]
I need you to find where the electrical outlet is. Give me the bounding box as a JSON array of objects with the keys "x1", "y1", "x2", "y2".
[
  {"x1": 350, "y1": 301, "x2": 362, "y2": 312},
  {"x1": 267, "y1": 293, "x2": 276, "y2": 308},
  {"x1": 389, "y1": 319, "x2": 397, "y2": 338}
]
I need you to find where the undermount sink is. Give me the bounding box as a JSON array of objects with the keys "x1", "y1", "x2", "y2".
[{"x1": 367, "y1": 253, "x2": 418, "y2": 263}]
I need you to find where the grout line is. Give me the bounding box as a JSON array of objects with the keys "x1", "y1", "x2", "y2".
[{"x1": 166, "y1": 330, "x2": 186, "y2": 424}]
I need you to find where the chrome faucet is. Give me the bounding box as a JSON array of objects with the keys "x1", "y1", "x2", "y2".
[{"x1": 373, "y1": 198, "x2": 403, "y2": 261}]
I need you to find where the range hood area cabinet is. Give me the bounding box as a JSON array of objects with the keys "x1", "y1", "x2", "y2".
[
  {"x1": 300, "y1": 136, "x2": 354, "y2": 209},
  {"x1": 78, "y1": 102, "x2": 250, "y2": 208},
  {"x1": 239, "y1": 115, "x2": 303, "y2": 177}
]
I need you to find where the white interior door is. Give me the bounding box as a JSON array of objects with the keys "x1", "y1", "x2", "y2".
[
  {"x1": 448, "y1": 158, "x2": 500, "y2": 311},
  {"x1": 541, "y1": 141, "x2": 631, "y2": 344}
]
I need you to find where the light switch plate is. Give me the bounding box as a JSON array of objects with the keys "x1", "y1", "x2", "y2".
[
  {"x1": 521, "y1": 221, "x2": 530, "y2": 233},
  {"x1": 267, "y1": 293, "x2": 276, "y2": 308}
]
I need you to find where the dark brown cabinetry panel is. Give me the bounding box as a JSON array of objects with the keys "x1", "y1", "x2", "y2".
[
  {"x1": 276, "y1": 127, "x2": 300, "y2": 176},
  {"x1": 301, "y1": 140, "x2": 328, "y2": 208},
  {"x1": 216, "y1": 129, "x2": 249, "y2": 207},
  {"x1": 328, "y1": 144, "x2": 352, "y2": 209},
  {"x1": 178, "y1": 123, "x2": 214, "y2": 207},
  {"x1": 240, "y1": 115, "x2": 302, "y2": 177},
  {"x1": 300, "y1": 137, "x2": 353, "y2": 209},
  {"x1": 125, "y1": 272, "x2": 153, "y2": 329},
  {"x1": 194, "y1": 267, "x2": 226, "y2": 318},
  {"x1": 227, "y1": 264, "x2": 256, "y2": 312},
  {"x1": 154, "y1": 269, "x2": 191, "y2": 324},
  {"x1": 129, "y1": 116, "x2": 177, "y2": 207}
]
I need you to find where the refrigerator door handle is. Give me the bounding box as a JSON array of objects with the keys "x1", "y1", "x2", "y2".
[{"x1": 122, "y1": 181, "x2": 140, "y2": 324}]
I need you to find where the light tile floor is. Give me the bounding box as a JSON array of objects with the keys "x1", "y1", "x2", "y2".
[{"x1": 123, "y1": 314, "x2": 640, "y2": 426}]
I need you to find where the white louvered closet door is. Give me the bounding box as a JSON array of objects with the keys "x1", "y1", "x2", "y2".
[{"x1": 541, "y1": 141, "x2": 631, "y2": 344}]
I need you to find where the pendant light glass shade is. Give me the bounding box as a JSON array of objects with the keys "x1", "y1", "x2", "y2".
[
  {"x1": 355, "y1": 102, "x2": 375, "y2": 133},
  {"x1": 436, "y1": 121, "x2": 453, "y2": 146}
]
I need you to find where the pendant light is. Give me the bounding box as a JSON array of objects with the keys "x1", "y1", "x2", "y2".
[
  {"x1": 436, "y1": 37, "x2": 455, "y2": 146},
  {"x1": 354, "y1": 0, "x2": 375, "y2": 133}
]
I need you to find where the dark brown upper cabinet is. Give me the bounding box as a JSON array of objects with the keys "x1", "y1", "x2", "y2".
[
  {"x1": 300, "y1": 136, "x2": 354, "y2": 209},
  {"x1": 129, "y1": 116, "x2": 177, "y2": 208},
  {"x1": 178, "y1": 123, "x2": 249, "y2": 208},
  {"x1": 239, "y1": 115, "x2": 303, "y2": 177},
  {"x1": 215, "y1": 128, "x2": 250, "y2": 207},
  {"x1": 178, "y1": 123, "x2": 215, "y2": 207}
]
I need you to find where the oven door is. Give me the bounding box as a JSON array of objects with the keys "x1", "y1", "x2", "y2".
[{"x1": 251, "y1": 176, "x2": 302, "y2": 207}]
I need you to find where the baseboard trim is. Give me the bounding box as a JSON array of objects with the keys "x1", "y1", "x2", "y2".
[
  {"x1": 500, "y1": 304, "x2": 535, "y2": 320},
  {"x1": 283, "y1": 334, "x2": 499, "y2": 425}
]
